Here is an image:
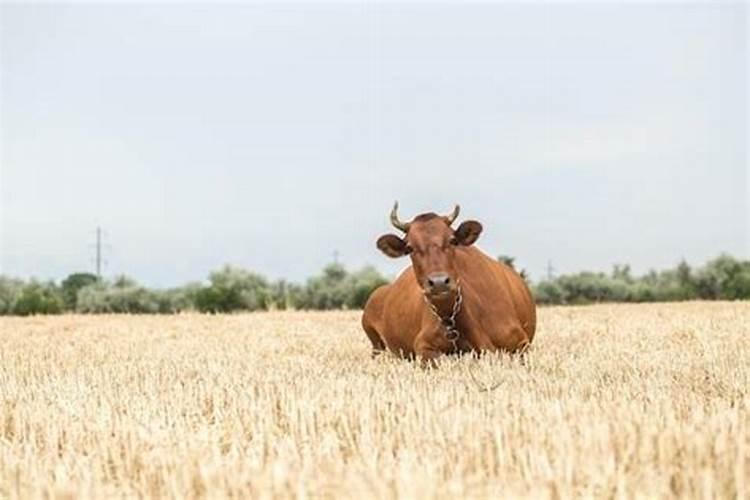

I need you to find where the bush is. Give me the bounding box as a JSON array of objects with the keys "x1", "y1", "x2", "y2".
[
  {"x1": 0, "y1": 276, "x2": 24, "y2": 314},
  {"x1": 158, "y1": 283, "x2": 202, "y2": 313},
  {"x1": 61, "y1": 272, "x2": 99, "y2": 310},
  {"x1": 194, "y1": 266, "x2": 269, "y2": 313},
  {"x1": 694, "y1": 254, "x2": 750, "y2": 300},
  {"x1": 296, "y1": 263, "x2": 349, "y2": 310},
  {"x1": 291, "y1": 264, "x2": 388, "y2": 310},
  {"x1": 12, "y1": 281, "x2": 64, "y2": 316},
  {"x1": 531, "y1": 254, "x2": 750, "y2": 305},
  {"x1": 345, "y1": 266, "x2": 389, "y2": 309},
  {"x1": 77, "y1": 277, "x2": 160, "y2": 314},
  {"x1": 267, "y1": 280, "x2": 308, "y2": 310},
  {"x1": 534, "y1": 280, "x2": 565, "y2": 305}
]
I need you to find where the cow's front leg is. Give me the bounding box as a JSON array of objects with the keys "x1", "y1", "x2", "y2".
[{"x1": 414, "y1": 329, "x2": 449, "y2": 368}]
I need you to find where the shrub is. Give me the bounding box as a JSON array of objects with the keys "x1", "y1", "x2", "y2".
[
  {"x1": 0, "y1": 276, "x2": 24, "y2": 314},
  {"x1": 77, "y1": 277, "x2": 160, "y2": 314},
  {"x1": 345, "y1": 266, "x2": 389, "y2": 309},
  {"x1": 61, "y1": 273, "x2": 99, "y2": 310},
  {"x1": 12, "y1": 281, "x2": 64, "y2": 316},
  {"x1": 194, "y1": 266, "x2": 269, "y2": 313},
  {"x1": 534, "y1": 280, "x2": 565, "y2": 305}
]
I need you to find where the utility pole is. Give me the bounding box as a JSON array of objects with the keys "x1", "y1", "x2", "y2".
[
  {"x1": 91, "y1": 227, "x2": 109, "y2": 279},
  {"x1": 333, "y1": 250, "x2": 340, "y2": 265},
  {"x1": 95, "y1": 226, "x2": 102, "y2": 278},
  {"x1": 546, "y1": 260, "x2": 556, "y2": 281}
]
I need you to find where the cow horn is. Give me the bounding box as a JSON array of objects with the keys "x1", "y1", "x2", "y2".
[
  {"x1": 390, "y1": 201, "x2": 410, "y2": 233},
  {"x1": 445, "y1": 204, "x2": 460, "y2": 225}
]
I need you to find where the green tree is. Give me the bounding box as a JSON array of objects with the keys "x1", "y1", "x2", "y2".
[
  {"x1": 345, "y1": 266, "x2": 388, "y2": 309},
  {"x1": 695, "y1": 254, "x2": 750, "y2": 300},
  {"x1": 267, "y1": 280, "x2": 307, "y2": 310},
  {"x1": 675, "y1": 260, "x2": 695, "y2": 299},
  {"x1": 611, "y1": 264, "x2": 633, "y2": 284},
  {"x1": 301, "y1": 263, "x2": 350, "y2": 310},
  {"x1": 194, "y1": 265, "x2": 270, "y2": 313},
  {"x1": 152, "y1": 284, "x2": 201, "y2": 313},
  {"x1": 61, "y1": 272, "x2": 99, "y2": 310},
  {"x1": 0, "y1": 276, "x2": 24, "y2": 314},
  {"x1": 282, "y1": 282, "x2": 307, "y2": 310},
  {"x1": 533, "y1": 280, "x2": 565, "y2": 305},
  {"x1": 12, "y1": 281, "x2": 64, "y2": 316},
  {"x1": 76, "y1": 277, "x2": 160, "y2": 314}
]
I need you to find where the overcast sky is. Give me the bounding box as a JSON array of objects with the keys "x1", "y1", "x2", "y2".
[{"x1": 1, "y1": 3, "x2": 747, "y2": 287}]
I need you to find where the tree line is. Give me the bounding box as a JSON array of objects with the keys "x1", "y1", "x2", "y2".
[
  {"x1": 0, "y1": 264, "x2": 389, "y2": 315},
  {"x1": 531, "y1": 254, "x2": 750, "y2": 304},
  {"x1": 0, "y1": 254, "x2": 748, "y2": 316}
]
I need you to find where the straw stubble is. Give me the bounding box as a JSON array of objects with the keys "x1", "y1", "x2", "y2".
[{"x1": 1, "y1": 302, "x2": 748, "y2": 499}]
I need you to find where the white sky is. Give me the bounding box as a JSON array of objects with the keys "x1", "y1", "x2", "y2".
[{"x1": 1, "y1": 3, "x2": 747, "y2": 286}]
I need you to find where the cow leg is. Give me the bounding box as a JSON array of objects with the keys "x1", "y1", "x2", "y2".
[
  {"x1": 362, "y1": 324, "x2": 387, "y2": 358},
  {"x1": 515, "y1": 338, "x2": 530, "y2": 354},
  {"x1": 501, "y1": 325, "x2": 530, "y2": 356},
  {"x1": 511, "y1": 325, "x2": 530, "y2": 354},
  {"x1": 483, "y1": 323, "x2": 530, "y2": 356},
  {"x1": 416, "y1": 349, "x2": 443, "y2": 369},
  {"x1": 414, "y1": 330, "x2": 446, "y2": 369},
  {"x1": 361, "y1": 285, "x2": 390, "y2": 358}
]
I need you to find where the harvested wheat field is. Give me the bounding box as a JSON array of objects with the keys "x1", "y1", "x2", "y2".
[{"x1": 1, "y1": 302, "x2": 748, "y2": 499}]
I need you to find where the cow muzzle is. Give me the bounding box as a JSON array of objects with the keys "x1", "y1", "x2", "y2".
[{"x1": 423, "y1": 273, "x2": 456, "y2": 297}]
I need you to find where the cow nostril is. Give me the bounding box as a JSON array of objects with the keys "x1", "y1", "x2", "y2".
[{"x1": 426, "y1": 274, "x2": 451, "y2": 291}]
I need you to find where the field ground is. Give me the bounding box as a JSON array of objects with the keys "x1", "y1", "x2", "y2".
[{"x1": 0, "y1": 302, "x2": 748, "y2": 499}]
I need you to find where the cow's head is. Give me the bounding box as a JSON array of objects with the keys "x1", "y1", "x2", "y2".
[{"x1": 377, "y1": 202, "x2": 482, "y2": 299}]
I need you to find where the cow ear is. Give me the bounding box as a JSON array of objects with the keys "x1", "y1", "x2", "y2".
[
  {"x1": 377, "y1": 234, "x2": 410, "y2": 258},
  {"x1": 454, "y1": 220, "x2": 483, "y2": 246}
]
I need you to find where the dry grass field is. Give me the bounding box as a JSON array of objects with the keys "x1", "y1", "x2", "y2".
[{"x1": 1, "y1": 302, "x2": 748, "y2": 499}]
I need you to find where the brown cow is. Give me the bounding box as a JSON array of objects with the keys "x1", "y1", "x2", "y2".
[{"x1": 361, "y1": 202, "x2": 536, "y2": 364}]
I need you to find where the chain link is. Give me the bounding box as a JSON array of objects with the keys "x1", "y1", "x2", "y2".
[{"x1": 423, "y1": 283, "x2": 463, "y2": 351}]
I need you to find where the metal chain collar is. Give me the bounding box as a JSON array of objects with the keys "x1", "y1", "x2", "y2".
[{"x1": 423, "y1": 283, "x2": 463, "y2": 350}]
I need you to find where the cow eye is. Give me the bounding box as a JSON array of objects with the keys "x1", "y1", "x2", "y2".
[
  {"x1": 449, "y1": 237, "x2": 458, "y2": 246},
  {"x1": 404, "y1": 245, "x2": 413, "y2": 255}
]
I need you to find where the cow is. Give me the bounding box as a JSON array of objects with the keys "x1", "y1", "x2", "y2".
[{"x1": 361, "y1": 202, "x2": 536, "y2": 364}]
